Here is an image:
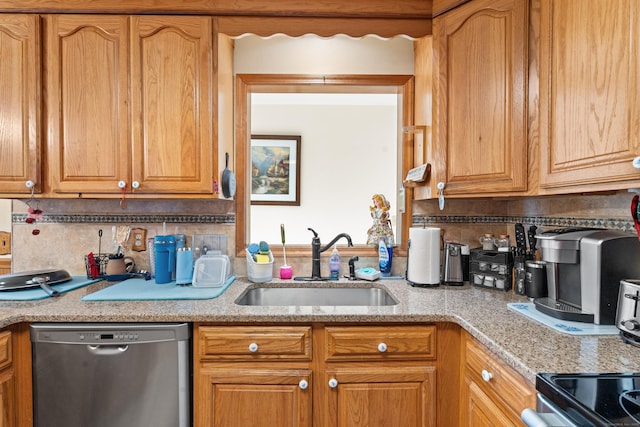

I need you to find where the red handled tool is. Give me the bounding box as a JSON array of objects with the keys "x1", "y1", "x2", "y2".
[{"x1": 631, "y1": 195, "x2": 640, "y2": 241}]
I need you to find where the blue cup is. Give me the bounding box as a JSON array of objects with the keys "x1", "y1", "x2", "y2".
[
  {"x1": 154, "y1": 235, "x2": 176, "y2": 284},
  {"x1": 176, "y1": 248, "x2": 193, "y2": 285}
]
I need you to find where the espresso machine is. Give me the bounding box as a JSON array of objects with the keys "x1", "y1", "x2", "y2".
[{"x1": 534, "y1": 228, "x2": 640, "y2": 324}]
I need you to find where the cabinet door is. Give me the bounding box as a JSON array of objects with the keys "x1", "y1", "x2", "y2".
[
  {"x1": 433, "y1": 0, "x2": 528, "y2": 195},
  {"x1": 198, "y1": 368, "x2": 312, "y2": 427},
  {"x1": 130, "y1": 16, "x2": 213, "y2": 194},
  {"x1": 539, "y1": 0, "x2": 640, "y2": 191},
  {"x1": 46, "y1": 15, "x2": 130, "y2": 194},
  {"x1": 0, "y1": 15, "x2": 40, "y2": 194},
  {"x1": 461, "y1": 376, "x2": 515, "y2": 427},
  {"x1": 325, "y1": 366, "x2": 436, "y2": 427}
]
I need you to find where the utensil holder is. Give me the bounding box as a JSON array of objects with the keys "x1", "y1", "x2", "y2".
[
  {"x1": 246, "y1": 249, "x2": 273, "y2": 283},
  {"x1": 84, "y1": 254, "x2": 109, "y2": 279}
]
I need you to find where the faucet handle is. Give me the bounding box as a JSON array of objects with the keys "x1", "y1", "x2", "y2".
[
  {"x1": 348, "y1": 256, "x2": 359, "y2": 280},
  {"x1": 307, "y1": 228, "x2": 318, "y2": 238}
]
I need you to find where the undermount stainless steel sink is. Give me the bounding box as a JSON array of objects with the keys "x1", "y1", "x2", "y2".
[{"x1": 235, "y1": 285, "x2": 397, "y2": 306}]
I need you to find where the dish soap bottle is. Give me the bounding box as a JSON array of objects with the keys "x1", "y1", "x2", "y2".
[
  {"x1": 378, "y1": 237, "x2": 392, "y2": 276},
  {"x1": 329, "y1": 247, "x2": 341, "y2": 280}
]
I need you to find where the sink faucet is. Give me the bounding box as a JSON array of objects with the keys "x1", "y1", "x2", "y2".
[{"x1": 307, "y1": 228, "x2": 353, "y2": 280}]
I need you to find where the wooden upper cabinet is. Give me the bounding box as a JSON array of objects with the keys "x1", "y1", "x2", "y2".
[
  {"x1": 0, "y1": 15, "x2": 41, "y2": 194},
  {"x1": 47, "y1": 15, "x2": 214, "y2": 196},
  {"x1": 538, "y1": 0, "x2": 640, "y2": 192},
  {"x1": 130, "y1": 16, "x2": 213, "y2": 194},
  {"x1": 432, "y1": 0, "x2": 528, "y2": 196},
  {"x1": 46, "y1": 15, "x2": 130, "y2": 194}
]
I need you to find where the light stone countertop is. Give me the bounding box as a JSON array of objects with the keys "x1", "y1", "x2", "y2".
[{"x1": 1, "y1": 277, "x2": 639, "y2": 384}]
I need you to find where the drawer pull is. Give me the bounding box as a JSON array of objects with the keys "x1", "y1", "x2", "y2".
[
  {"x1": 248, "y1": 343, "x2": 259, "y2": 353},
  {"x1": 298, "y1": 379, "x2": 309, "y2": 390},
  {"x1": 328, "y1": 378, "x2": 339, "y2": 388},
  {"x1": 377, "y1": 342, "x2": 388, "y2": 352},
  {"x1": 481, "y1": 369, "x2": 493, "y2": 382}
]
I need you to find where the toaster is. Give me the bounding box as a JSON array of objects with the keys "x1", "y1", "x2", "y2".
[{"x1": 616, "y1": 279, "x2": 640, "y2": 346}]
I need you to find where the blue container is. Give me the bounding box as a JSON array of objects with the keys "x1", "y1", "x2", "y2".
[
  {"x1": 154, "y1": 235, "x2": 176, "y2": 284},
  {"x1": 176, "y1": 248, "x2": 193, "y2": 285}
]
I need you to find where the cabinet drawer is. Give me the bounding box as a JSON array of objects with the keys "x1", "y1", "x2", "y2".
[
  {"x1": 198, "y1": 326, "x2": 312, "y2": 361},
  {"x1": 324, "y1": 325, "x2": 436, "y2": 361},
  {"x1": 0, "y1": 330, "x2": 11, "y2": 370},
  {"x1": 465, "y1": 338, "x2": 534, "y2": 417}
]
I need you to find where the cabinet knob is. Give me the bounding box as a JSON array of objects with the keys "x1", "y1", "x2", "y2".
[
  {"x1": 632, "y1": 156, "x2": 640, "y2": 169},
  {"x1": 118, "y1": 180, "x2": 126, "y2": 189},
  {"x1": 248, "y1": 343, "x2": 258, "y2": 353},
  {"x1": 298, "y1": 379, "x2": 309, "y2": 390},
  {"x1": 328, "y1": 378, "x2": 338, "y2": 388},
  {"x1": 132, "y1": 181, "x2": 140, "y2": 189},
  {"x1": 481, "y1": 369, "x2": 493, "y2": 382},
  {"x1": 25, "y1": 180, "x2": 35, "y2": 189},
  {"x1": 377, "y1": 342, "x2": 388, "y2": 352}
]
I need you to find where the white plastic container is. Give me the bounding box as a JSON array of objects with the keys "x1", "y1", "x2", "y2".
[
  {"x1": 246, "y1": 249, "x2": 273, "y2": 283},
  {"x1": 192, "y1": 254, "x2": 230, "y2": 287}
]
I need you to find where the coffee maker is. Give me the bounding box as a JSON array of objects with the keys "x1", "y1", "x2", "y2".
[{"x1": 534, "y1": 228, "x2": 640, "y2": 325}]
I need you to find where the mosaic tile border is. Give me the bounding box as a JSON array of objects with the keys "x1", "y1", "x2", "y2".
[
  {"x1": 13, "y1": 213, "x2": 235, "y2": 224},
  {"x1": 412, "y1": 215, "x2": 637, "y2": 234},
  {"x1": 13, "y1": 213, "x2": 634, "y2": 234}
]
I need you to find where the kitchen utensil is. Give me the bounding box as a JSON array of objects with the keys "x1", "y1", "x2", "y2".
[
  {"x1": 98, "y1": 229, "x2": 103, "y2": 258},
  {"x1": 514, "y1": 223, "x2": 526, "y2": 256},
  {"x1": 0, "y1": 269, "x2": 72, "y2": 296},
  {"x1": 280, "y1": 224, "x2": 293, "y2": 279},
  {"x1": 221, "y1": 152, "x2": 236, "y2": 198},
  {"x1": 527, "y1": 225, "x2": 538, "y2": 258},
  {"x1": 631, "y1": 195, "x2": 640, "y2": 241}
]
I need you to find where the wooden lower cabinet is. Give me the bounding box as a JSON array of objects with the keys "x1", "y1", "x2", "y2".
[
  {"x1": 195, "y1": 324, "x2": 443, "y2": 427},
  {"x1": 460, "y1": 331, "x2": 535, "y2": 427},
  {"x1": 199, "y1": 368, "x2": 312, "y2": 427},
  {"x1": 324, "y1": 366, "x2": 436, "y2": 427}
]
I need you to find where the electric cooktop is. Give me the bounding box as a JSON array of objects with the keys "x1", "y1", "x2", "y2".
[{"x1": 537, "y1": 373, "x2": 640, "y2": 426}]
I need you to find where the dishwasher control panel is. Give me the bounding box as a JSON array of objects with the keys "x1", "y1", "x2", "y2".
[{"x1": 30, "y1": 323, "x2": 189, "y2": 345}]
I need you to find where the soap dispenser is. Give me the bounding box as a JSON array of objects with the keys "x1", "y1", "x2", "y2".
[{"x1": 329, "y1": 247, "x2": 341, "y2": 280}]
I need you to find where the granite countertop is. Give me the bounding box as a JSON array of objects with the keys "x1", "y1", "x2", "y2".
[{"x1": 1, "y1": 277, "x2": 639, "y2": 384}]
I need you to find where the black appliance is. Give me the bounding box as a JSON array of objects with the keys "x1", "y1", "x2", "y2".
[{"x1": 523, "y1": 373, "x2": 640, "y2": 426}]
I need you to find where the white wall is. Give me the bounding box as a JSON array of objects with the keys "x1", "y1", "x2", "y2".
[
  {"x1": 250, "y1": 98, "x2": 397, "y2": 245},
  {"x1": 234, "y1": 35, "x2": 414, "y2": 74}
]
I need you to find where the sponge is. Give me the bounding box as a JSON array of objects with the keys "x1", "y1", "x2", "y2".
[
  {"x1": 255, "y1": 254, "x2": 270, "y2": 264},
  {"x1": 258, "y1": 241, "x2": 270, "y2": 254}
]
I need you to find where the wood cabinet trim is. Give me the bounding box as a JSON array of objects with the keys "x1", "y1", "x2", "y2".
[{"x1": 0, "y1": 331, "x2": 11, "y2": 371}]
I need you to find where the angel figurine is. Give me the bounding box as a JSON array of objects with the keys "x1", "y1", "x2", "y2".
[{"x1": 366, "y1": 193, "x2": 394, "y2": 245}]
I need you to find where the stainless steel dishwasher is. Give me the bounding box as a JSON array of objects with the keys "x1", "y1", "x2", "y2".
[{"x1": 31, "y1": 323, "x2": 191, "y2": 427}]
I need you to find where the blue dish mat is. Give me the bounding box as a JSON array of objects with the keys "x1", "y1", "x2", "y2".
[
  {"x1": 0, "y1": 276, "x2": 100, "y2": 301},
  {"x1": 82, "y1": 276, "x2": 236, "y2": 301},
  {"x1": 507, "y1": 302, "x2": 620, "y2": 336}
]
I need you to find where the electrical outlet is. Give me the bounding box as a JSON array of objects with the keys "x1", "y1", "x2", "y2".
[
  {"x1": 131, "y1": 228, "x2": 147, "y2": 251},
  {"x1": 0, "y1": 232, "x2": 10, "y2": 255}
]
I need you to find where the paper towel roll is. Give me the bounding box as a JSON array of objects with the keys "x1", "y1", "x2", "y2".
[{"x1": 407, "y1": 227, "x2": 441, "y2": 286}]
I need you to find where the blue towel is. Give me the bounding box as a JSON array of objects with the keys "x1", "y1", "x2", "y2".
[
  {"x1": 0, "y1": 276, "x2": 99, "y2": 301},
  {"x1": 82, "y1": 276, "x2": 236, "y2": 301}
]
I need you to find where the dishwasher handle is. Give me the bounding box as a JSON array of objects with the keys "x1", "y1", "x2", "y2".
[{"x1": 87, "y1": 344, "x2": 129, "y2": 355}]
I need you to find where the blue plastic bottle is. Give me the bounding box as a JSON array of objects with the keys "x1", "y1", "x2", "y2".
[
  {"x1": 329, "y1": 247, "x2": 341, "y2": 280},
  {"x1": 378, "y1": 237, "x2": 392, "y2": 276}
]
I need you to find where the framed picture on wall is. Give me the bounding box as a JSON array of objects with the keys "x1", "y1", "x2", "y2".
[{"x1": 250, "y1": 135, "x2": 301, "y2": 206}]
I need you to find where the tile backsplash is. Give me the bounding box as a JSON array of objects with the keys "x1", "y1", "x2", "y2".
[{"x1": 9, "y1": 190, "x2": 638, "y2": 277}]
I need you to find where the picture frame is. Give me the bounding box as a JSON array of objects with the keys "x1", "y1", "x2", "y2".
[{"x1": 250, "y1": 135, "x2": 301, "y2": 206}]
